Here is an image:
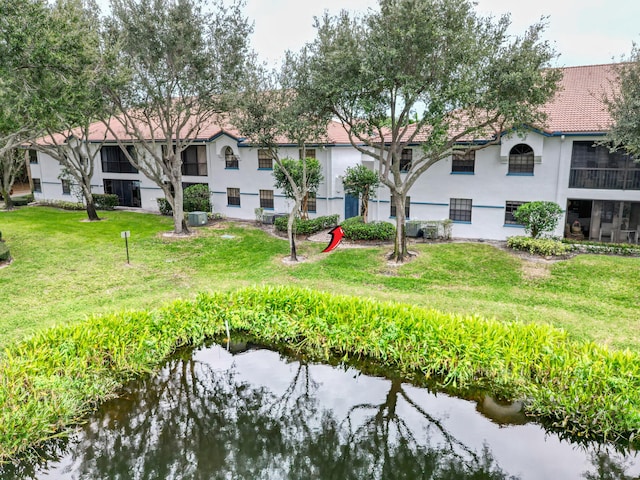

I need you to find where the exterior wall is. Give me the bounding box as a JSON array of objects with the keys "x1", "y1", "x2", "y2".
[
  {"x1": 30, "y1": 130, "x2": 640, "y2": 241},
  {"x1": 366, "y1": 134, "x2": 562, "y2": 240}
]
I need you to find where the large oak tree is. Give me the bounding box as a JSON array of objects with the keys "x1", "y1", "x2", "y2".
[
  {"x1": 305, "y1": 0, "x2": 561, "y2": 262},
  {"x1": 606, "y1": 47, "x2": 640, "y2": 157},
  {"x1": 27, "y1": 0, "x2": 111, "y2": 221},
  {"x1": 104, "y1": 0, "x2": 252, "y2": 234}
]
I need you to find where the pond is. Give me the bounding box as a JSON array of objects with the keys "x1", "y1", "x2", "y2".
[{"x1": 3, "y1": 341, "x2": 639, "y2": 479}]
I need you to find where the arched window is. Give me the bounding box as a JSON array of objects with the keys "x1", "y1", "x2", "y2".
[
  {"x1": 508, "y1": 144, "x2": 534, "y2": 174},
  {"x1": 225, "y1": 146, "x2": 238, "y2": 169}
]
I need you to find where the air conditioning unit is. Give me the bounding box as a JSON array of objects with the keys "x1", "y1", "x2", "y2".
[
  {"x1": 262, "y1": 212, "x2": 276, "y2": 224},
  {"x1": 188, "y1": 211, "x2": 208, "y2": 227}
]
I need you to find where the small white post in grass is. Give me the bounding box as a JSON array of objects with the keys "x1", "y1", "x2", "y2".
[{"x1": 121, "y1": 230, "x2": 131, "y2": 264}]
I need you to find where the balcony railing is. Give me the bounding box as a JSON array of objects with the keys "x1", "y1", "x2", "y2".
[{"x1": 569, "y1": 168, "x2": 640, "y2": 190}]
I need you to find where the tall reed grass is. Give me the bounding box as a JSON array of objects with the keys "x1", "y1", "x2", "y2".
[{"x1": 1, "y1": 286, "x2": 639, "y2": 461}]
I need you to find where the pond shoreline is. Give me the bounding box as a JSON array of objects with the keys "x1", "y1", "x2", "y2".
[{"x1": 1, "y1": 286, "x2": 639, "y2": 464}]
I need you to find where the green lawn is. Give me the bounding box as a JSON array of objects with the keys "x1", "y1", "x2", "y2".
[{"x1": 1, "y1": 207, "x2": 639, "y2": 351}]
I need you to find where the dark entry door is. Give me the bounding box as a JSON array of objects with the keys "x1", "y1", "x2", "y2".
[
  {"x1": 344, "y1": 194, "x2": 359, "y2": 219},
  {"x1": 104, "y1": 179, "x2": 141, "y2": 207}
]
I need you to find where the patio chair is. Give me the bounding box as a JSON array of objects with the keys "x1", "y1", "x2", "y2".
[{"x1": 598, "y1": 223, "x2": 616, "y2": 243}]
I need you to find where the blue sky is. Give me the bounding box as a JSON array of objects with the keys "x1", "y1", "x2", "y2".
[{"x1": 97, "y1": 0, "x2": 640, "y2": 67}]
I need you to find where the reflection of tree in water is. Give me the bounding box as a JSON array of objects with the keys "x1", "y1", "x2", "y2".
[
  {"x1": 2, "y1": 346, "x2": 638, "y2": 480},
  {"x1": 582, "y1": 451, "x2": 638, "y2": 480}
]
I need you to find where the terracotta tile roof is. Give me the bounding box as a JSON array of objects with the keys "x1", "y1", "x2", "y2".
[
  {"x1": 36, "y1": 64, "x2": 621, "y2": 148},
  {"x1": 36, "y1": 114, "x2": 242, "y2": 145},
  {"x1": 371, "y1": 64, "x2": 621, "y2": 143},
  {"x1": 540, "y1": 63, "x2": 619, "y2": 134}
]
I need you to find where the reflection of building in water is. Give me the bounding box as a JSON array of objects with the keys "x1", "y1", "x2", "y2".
[{"x1": 7, "y1": 343, "x2": 639, "y2": 479}]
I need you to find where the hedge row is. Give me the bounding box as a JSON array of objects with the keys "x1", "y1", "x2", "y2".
[
  {"x1": 507, "y1": 236, "x2": 570, "y2": 256},
  {"x1": 341, "y1": 216, "x2": 395, "y2": 241},
  {"x1": 92, "y1": 194, "x2": 119, "y2": 210},
  {"x1": 562, "y1": 239, "x2": 640, "y2": 256},
  {"x1": 274, "y1": 214, "x2": 339, "y2": 235}
]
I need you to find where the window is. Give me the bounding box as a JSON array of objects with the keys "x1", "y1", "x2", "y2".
[
  {"x1": 181, "y1": 145, "x2": 207, "y2": 176},
  {"x1": 101, "y1": 146, "x2": 138, "y2": 173},
  {"x1": 390, "y1": 195, "x2": 410, "y2": 218},
  {"x1": 306, "y1": 192, "x2": 317, "y2": 213},
  {"x1": 399, "y1": 149, "x2": 412, "y2": 172},
  {"x1": 508, "y1": 144, "x2": 534, "y2": 175},
  {"x1": 258, "y1": 149, "x2": 272, "y2": 169},
  {"x1": 33, "y1": 178, "x2": 41, "y2": 193},
  {"x1": 28, "y1": 150, "x2": 38, "y2": 164},
  {"x1": 569, "y1": 141, "x2": 640, "y2": 190},
  {"x1": 452, "y1": 150, "x2": 475, "y2": 173},
  {"x1": 61, "y1": 179, "x2": 71, "y2": 195},
  {"x1": 225, "y1": 147, "x2": 239, "y2": 169},
  {"x1": 450, "y1": 198, "x2": 472, "y2": 222},
  {"x1": 259, "y1": 189, "x2": 274, "y2": 209},
  {"x1": 504, "y1": 201, "x2": 525, "y2": 225},
  {"x1": 227, "y1": 187, "x2": 240, "y2": 206},
  {"x1": 104, "y1": 179, "x2": 141, "y2": 207},
  {"x1": 299, "y1": 148, "x2": 316, "y2": 160}
]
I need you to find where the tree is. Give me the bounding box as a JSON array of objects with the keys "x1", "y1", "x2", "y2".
[
  {"x1": 342, "y1": 164, "x2": 380, "y2": 222},
  {"x1": 305, "y1": 0, "x2": 561, "y2": 262},
  {"x1": 0, "y1": 149, "x2": 24, "y2": 210},
  {"x1": 0, "y1": 0, "x2": 112, "y2": 218},
  {"x1": 27, "y1": 0, "x2": 111, "y2": 221},
  {"x1": 606, "y1": 47, "x2": 640, "y2": 157},
  {"x1": 0, "y1": 0, "x2": 53, "y2": 187},
  {"x1": 512, "y1": 201, "x2": 563, "y2": 238},
  {"x1": 272, "y1": 157, "x2": 323, "y2": 220},
  {"x1": 0, "y1": 0, "x2": 50, "y2": 158},
  {"x1": 233, "y1": 51, "x2": 331, "y2": 261},
  {"x1": 104, "y1": 0, "x2": 253, "y2": 234}
]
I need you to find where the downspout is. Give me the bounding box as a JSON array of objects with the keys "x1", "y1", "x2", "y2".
[
  {"x1": 555, "y1": 135, "x2": 566, "y2": 236},
  {"x1": 326, "y1": 147, "x2": 332, "y2": 216}
]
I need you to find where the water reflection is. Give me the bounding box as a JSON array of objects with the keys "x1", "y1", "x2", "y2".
[{"x1": 2, "y1": 343, "x2": 639, "y2": 479}]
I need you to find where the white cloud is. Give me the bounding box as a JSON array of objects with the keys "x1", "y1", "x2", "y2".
[{"x1": 94, "y1": 0, "x2": 640, "y2": 67}]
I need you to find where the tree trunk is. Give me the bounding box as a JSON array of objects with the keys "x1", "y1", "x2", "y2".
[
  {"x1": 171, "y1": 177, "x2": 189, "y2": 235},
  {"x1": 1, "y1": 188, "x2": 14, "y2": 210},
  {"x1": 300, "y1": 194, "x2": 309, "y2": 220},
  {"x1": 361, "y1": 187, "x2": 369, "y2": 222},
  {"x1": 80, "y1": 183, "x2": 100, "y2": 221},
  {"x1": 392, "y1": 194, "x2": 408, "y2": 262},
  {"x1": 287, "y1": 208, "x2": 298, "y2": 262}
]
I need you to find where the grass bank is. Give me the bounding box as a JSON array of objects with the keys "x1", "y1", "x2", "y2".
[
  {"x1": 1, "y1": 286, "x2": 639, "y2": 462},
  {"x1": 1, "y1": 207, "x2": 639, "y2": 350}
]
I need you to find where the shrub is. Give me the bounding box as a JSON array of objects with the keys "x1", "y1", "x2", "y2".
[
  {"x1": 92, "y1": 194, "x2": 119, "y2": 210},
  {"x1": 0, "y1": 242, "x2": 10, "y2": 262},
  {"x1": 562, "y1": 239, "x2": 640, "y2": 256},
  {"x1": 513, "y1": 201, "x2": 563, "y2": 238},
  {"x1": 183, "y1": 184, "x2": 211, "y2": 213},
  {"x1": 157, "y1": 198, "x2": 172, "y2": 216},
  {"x1": 157, "y1": 186, "x2": 212, "y2": 215},
  {"x1": 341, "y1": 216, "x2": 395, "y2": 241},
  {"x1": 11, "y1": 195, "x2": 34, "y2": 207},
  {"x1": 38, "y1": 200, "x2": 84, "y2": 211},
  {"x1": 507, "y1": 236, "x2": 570, "y2": 256},
  {"x1": 274, "y1": 214, "x2": 339, "y2": 235}
]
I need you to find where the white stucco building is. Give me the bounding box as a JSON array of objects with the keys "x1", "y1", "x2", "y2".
[{"x1": 27, "y1": 64, "x2": 640, "y2": 242}]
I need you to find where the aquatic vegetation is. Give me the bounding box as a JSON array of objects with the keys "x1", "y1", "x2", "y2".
[{"x1": 1, "y1": 286, "x2": 639, "y2": 462}]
